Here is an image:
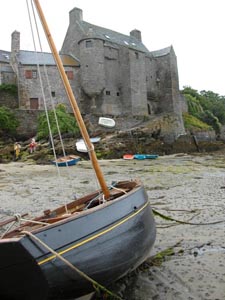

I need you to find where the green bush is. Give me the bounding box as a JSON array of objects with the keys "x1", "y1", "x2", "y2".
[
  {"x1": 0, "y1": 84, "x2": 17, "y2": 95},
  {"x1": 37, "y1": 103, "x2": 80, "y2": 139},
  {"x1": 183, "y1": 113, "x2": 212, "y2": 131},
  {"x1": 0, "y1": 106, "x2": 19, "y2": 135},
  {"x1": 198, "y1": 110, "x2": 221, "y2": 134},
  {"x1": 182, "y1": 86, "x2": 225, "y2": 132}
]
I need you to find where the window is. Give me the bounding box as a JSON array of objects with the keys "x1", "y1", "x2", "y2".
[
  {"x1": 51, "y1": 91, "x2": 55, "y2": 97},
  {"x1": 65, "y1": 71, "x2": 74, "y2": 80},
  {"x1": 25, "y1": 70, "x2": 32, "y2": 79},
  {"x1": 135, "y1": 52, "x2": 139, "y2": 59},
  {"x1": 30, "y1": 98, "x2": 39, "y2": 109},
  {"x1": 25, "y1": 70, "x2": 37, "y2": 79},
  {"x1": 32, "y1": 70, "x2": 37, "y2": 78},
  {"x1": 86, "y1": 40, "x2": 93, "y2": 48},
  {"x1": 106, "y1": 90, "x2": 110, "y2": 95},
  {"x1": 147, "y1": 104, "x2": 151, "y2": 115},
  {"x1": 117, "y1": 92, "x2": 120, "y2": 96}
]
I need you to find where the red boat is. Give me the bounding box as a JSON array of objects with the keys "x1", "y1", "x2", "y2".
[{"x1": 123, "y1": 154, "x2": 134, "y2": 160}]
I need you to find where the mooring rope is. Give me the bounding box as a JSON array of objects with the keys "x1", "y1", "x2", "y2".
[
  {"x1": 22, "y1": 230, "x2": 123, "y2": 300},
  {"x1": 0, "y1": 213, "x2": 48, "y2": 239},
  {"x1": 0, "y1": 221, "x2": 16, "y2": 239}
]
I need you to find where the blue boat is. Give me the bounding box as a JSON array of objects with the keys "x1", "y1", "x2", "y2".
[
  {"x1": 145, "y1": 154, "x2": 159, "y2": 159},
  {"x1": 134, "y1": 154, "x2": 159, "y2": 160},
  {"x1": 134, "y1": 154, "x2": 146, "y2": 160},
  {"x1": 52, "y1": 155, "x2": 80, "y2": 167}
]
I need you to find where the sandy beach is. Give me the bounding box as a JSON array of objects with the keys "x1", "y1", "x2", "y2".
[{"x1": 1, "y1": 153, "x2": 225, "y2": 299}]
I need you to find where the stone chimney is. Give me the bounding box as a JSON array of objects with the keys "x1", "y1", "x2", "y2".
[
  {"x1": 69, "y1": 8, "x2": 83, "y2": 24},
  {"x1": 11, "y1": 31, "x2": 20, "y2": 54},
  {"x1": 130, "y1": 29, "x2": 142, "y2": 42}
]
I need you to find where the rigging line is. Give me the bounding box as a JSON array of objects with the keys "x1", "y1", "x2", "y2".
[
  {"x1": 0, "y1": 221, "x2": 16, "y2": 239},
  {"x1": 29, "y1": 0, "x2": 64, "y2": 162},
  {"x1": 26, "y1": 0, "x2": 57, "y2": 164},
  {"x1": 31, "y1": 0, "x2": 100, "y2": 194},
  {"x1": 33, "y1": 0, "x2": 110, "y2": 199},
  {"x1": 31, "y1": 0, "x2": 82, "y2": 202},
  {"x1": 30, "y1": 0, "x2": 79, "y2": 177},
  {"x1": 27, "y1": 0, "x2": 69, "y2": 212},
  {"x1": 31, "y1": 0, "x2": 68, "y2": 161},
  {"x1": 30, "y1": 1, "x2": 80, "y2": 211}
]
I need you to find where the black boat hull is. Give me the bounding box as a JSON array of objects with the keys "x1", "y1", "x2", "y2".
[{"x1": 0, "y1": 185, "x2": 156, "y2": 299}]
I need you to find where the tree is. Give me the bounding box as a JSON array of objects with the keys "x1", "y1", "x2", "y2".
[
  {"x1": 181, "y1": 86, "x2": 225, "y2": 132},
  {"x1": 37, "y1": 104, "x2": 80, "y2": 139}
]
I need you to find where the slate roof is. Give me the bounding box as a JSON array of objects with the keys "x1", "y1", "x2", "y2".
[
  {"x1": 17, "y1": 50, "x2": 80, "y2": 66},
  {"x1": 0, "y1": 65, "x2": 13, "y2": 72},
  {"x1": 78, "y1": 20, "x2": 150, "y2": 53},
  {"x1": 0, "y1": 50, "x2": 10, "y2": 63},
  {"x1": 151, "y1": 46, "x2": 172, "y2": 58}
]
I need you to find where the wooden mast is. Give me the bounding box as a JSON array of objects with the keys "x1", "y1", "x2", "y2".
[{"x1": 33, "y1": 0, "x2": 110, "y2": 199}]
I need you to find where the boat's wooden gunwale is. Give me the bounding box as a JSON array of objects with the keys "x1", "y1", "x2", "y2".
[{"x1": 2, "y1": 180, "x2": 141, "y2": 238}]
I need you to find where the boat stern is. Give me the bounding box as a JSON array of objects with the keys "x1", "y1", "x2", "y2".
[{"x1": 0, "y1": 238, "x2": 49, "y2": 300}]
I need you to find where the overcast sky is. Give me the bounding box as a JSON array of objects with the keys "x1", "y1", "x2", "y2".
[{"x1": 1, "y1": 0, "x2": 225, "y2": 96}]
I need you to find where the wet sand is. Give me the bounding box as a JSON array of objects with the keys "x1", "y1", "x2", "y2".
[{"x1": 1, "y1": 153, "x2": 225, "y2": 299}]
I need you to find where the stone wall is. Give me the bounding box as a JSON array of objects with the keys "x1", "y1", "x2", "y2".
[
  {"x1": 14, "y1": 110, "x2": 40, "y2": 138},
  {"x1": 0, "y1": 91, "x2": 18, "y2": 109},
  {"x1": 16, "y1": 65, "x2": 79, "y2": 112},
  {"x1": 130, "y1": 50, "x2": 148, "y2": 115}
]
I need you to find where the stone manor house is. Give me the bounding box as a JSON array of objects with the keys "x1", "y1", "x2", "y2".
[{"x1": 0, "y1": 7, "x2": 183, "y2": 121}]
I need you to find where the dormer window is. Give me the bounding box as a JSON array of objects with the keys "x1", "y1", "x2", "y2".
[
  {"x1": 86, "y1": 40, "x2": 93, "y2": 48},
  {"x1": 3, "y1": 54, "x2": 9, "y2": 60}
]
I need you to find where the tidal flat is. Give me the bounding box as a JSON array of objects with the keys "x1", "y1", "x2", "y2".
[{"x1": 1, "y1": 153, "x2": 225, "y2": 299}]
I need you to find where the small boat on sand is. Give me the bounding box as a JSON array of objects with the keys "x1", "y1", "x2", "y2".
[
  {"x1": 134, "y1": 154, "x2": 146, "y2": 160},
  {"x1": 98, "y1": 117, "x2": 115, "y2": 128},
  {"x1": 145, "y1": 154, "x2": 159, "y2": 159},
  {"x1": 52, "y1": 155, "x2": 80, "y2": 167},
  {"x1": 75, "y1": 140, "x2": 90, "y2": 153},
  {"x1": 134, "y1": 154, "x2": 159, "y2": 160},
  {"x1": 123, "y1": 154, "x2": 134, "y2": 160},
  {"x1": 75, "y1": 137, "x2": 100, "y2": 153}
]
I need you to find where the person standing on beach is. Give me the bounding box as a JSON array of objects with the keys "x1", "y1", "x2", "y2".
[
  {"x1": 29, "y1": 138, "x2": 37, "y2": 154},
  {"x1": 14, "y1": 142, "x2": 21, "y2": 160}
]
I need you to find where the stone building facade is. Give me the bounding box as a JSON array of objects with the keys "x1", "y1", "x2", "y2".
[
  {"x1": 0, "y1": 7, "x2": 184, "y2": 130},
  {"x1": 61, "y1": 8, "x2": 183, "y2": 119},
  {"x1": 0, "y1": 50, "x2": 15, "y2": 85},
  {"x1": 9, "y1": 31, "x2": 80, "y2": 111}
]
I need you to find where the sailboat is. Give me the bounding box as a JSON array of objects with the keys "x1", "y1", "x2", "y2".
[{"x1": 0, "y1": 1, "x2": 156, "y2": 299}]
